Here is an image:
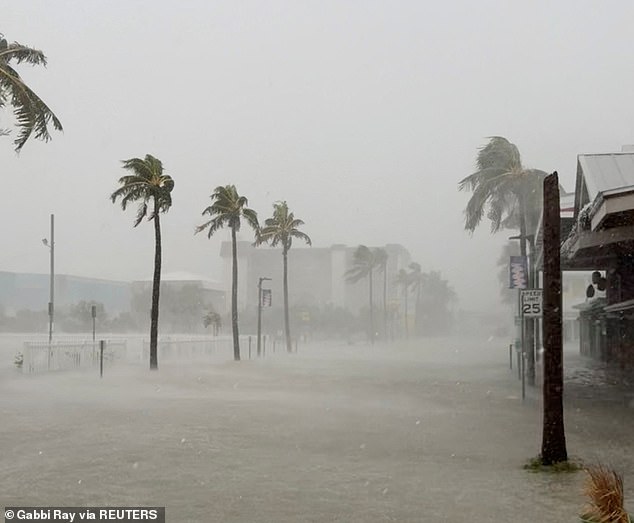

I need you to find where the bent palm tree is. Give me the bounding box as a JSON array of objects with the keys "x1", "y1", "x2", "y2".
[
  {"x1": 0, "y1": 35, "x2": 62, "y2": 152},
  {"x1": 346, "y1": 245, "x2": 378, "y2": 344},
  {"x1": 408, "y1": 262, "x2": 424, "y2": 337},
  {"x1": 196, "y1": 185, "x2": 258, "y2": 361},
  {"x1": 459, "y1": 136, "x2": 545, "y2": 385},
  {"x1": 256, "y1": 201, "x2": 311, "y2": 353},
  {"x1": 111, "y1": 154, "x2": 174, "y2": 370}
]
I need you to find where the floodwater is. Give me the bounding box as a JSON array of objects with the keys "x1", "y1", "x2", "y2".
[{"x1": 0, "y1": 335, "x2": 632, "y2": 522}]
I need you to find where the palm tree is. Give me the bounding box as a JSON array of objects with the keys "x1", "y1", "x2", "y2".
[
  {"x1": 196, "y1": 185, "x2": 258, "y2": 361},
  {"x1": 408, "y1": 262, "x2": 424, "y2": 337},
  {"x1": 459, "y1": 136, "x2": 545, "y2": 385},
  {"x1": 256, "y1": 201, "x2": 311, "y2": 353},
  {"x1": 373, "y1": 248, "x2": 389, "y2": 340},
  {"x1": 345, "y1": 245, "x2": 378, "y2": 344},
  {"x1": 394, "y1": 268, "x2": 411, "y2": 338},
  {"x1": 111, "y1": 154, "x2": 174, "y2": 370},
  {"x1": 0, "y1": 35, "x2": 62, "y2": 152}
]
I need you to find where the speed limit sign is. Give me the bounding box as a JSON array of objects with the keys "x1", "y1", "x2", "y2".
[{"x1": 520, "y1": 289, "x2": 543, "y2": 317}]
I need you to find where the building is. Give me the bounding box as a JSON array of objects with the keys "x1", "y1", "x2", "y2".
[{"x1": 219, "y1": 242, "x2": 411, "y2": 313}]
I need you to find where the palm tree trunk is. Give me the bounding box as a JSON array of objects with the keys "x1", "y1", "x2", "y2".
[
  {"x1": 231, "y1": 226, "x2": 240, "y2": 361},
  {"x1": 150, "y1": 199, "x2": 161, "y2": 370},
  {"x1": 369, "y1": 268, "x2": 375, "y2": 344},
  {"x1": 383, "y1": 268, "x2": 387, "y2": 341},
  {"x1": 283, "y1": 248, "x2": 292, "y2": 353},
  {"x1": 518, "y1": 191, "x2": 536, "y2": 386},
  {"x1": 541, "y1": 172, "x2": 567, "y2": 464},
  {"x1": 415, "y1": 283, "x2": 422, "y2": 337},
  {"x1": 403, "y1": 287, "x2": 409, "y2": 339}
]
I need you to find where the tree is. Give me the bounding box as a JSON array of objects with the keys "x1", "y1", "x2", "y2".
[
  {"x1": 541, "y1": 172, "x2": 567, "y2": 464},
  {"x1": 0, "y1": 35, "x2": 62, "y2": 152},
  {"x1": 459, "y1": 136, "x2": 546, "y2": 385},
  {"x1": 111, "y1": 154, "x2": 174, "y2": 370},
  {"x1": 417, "y1": 270, "x2": 457, "y2": 335},
  {"x1": 196, "y1": 185, "x2": 258, "y2": 361},
  {"x1": 256, "y1": 201, "x2": 311, "y2": 353},
  {"x1": 408, "y1": 262, "x2": 424, "y2": 336},
  {"x1": 394, "y1": 268, "x2": 411, "y2": 338},
  {"x1": 203, "y1": 309, "x2": 222, "y2": 336},
  {"x1": 346, "y1": 245, "x2": 379, "y2": 344},
  {"x1": 373, "y1": 248, "x2": 389, "y2": 340}
]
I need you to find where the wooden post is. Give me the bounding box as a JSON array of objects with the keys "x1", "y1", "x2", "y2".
[{"x1": 541, "y1": 171, "x2": 567, "y2": 464}]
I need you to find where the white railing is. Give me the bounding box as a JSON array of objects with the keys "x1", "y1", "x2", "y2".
[
  {"x1": 141, "y1": 335, "x2": 254, "y2": 362},
  {"x1": 21, "y1": 339, "x2": 127, "y2": 374}
]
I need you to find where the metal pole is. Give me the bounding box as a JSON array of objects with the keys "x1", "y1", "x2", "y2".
[
  {"x1": 521, "y1": 318, "x2": 526, "y2": 401},
  {"x1": 509, "y1": 343, "x2": 513, "y2": 370},
  {"x1": 48, "y1": 214, "x2": 54, "y2": 344},
  {"x1": 263, "y1": 335, "x2": 266, "y2": 357},
  {"x1": 257, "y1": 279, "x2": 263, "y2": 357},
  {"x1": 100, "y1": 340, "x2": 105, "y2": 378},
  {"x1": 249, "y1": 335, "x2": 252, "y2": 360},
  {"x1": 92, "y1": 305, "x2": 96, "y2": 343}
]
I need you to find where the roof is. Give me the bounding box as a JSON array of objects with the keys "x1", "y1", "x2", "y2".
[{"x1": 577, "y1": 153, "x2": 634, "y2": 202}]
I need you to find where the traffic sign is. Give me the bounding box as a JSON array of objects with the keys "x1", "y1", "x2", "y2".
[{"x1": 520, "y1": 289, "x2": 542, "y2": 317}]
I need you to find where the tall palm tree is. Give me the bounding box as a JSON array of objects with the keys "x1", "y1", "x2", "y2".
[
  {"x1": 373, "y1": 248, "x2": 389, "y2": 340},
  {"x1": 394, "y1": 268, "x2": 411, "y2": 338},
  {"x1": 459, "y1": 136, "x2": 545, "y2": 385},
  {"x1": 345, "y1": 245, "x2": 378, "y2": 344},
  {"x1": 256, "y1": 201, "x2": 311, "y2": 353},
  {"x1": 196, "y1": 185, "x2": 258, "y2": 361},
  {"x1": 0, "y1": 35, "x2": 62, "y2": 152},
  {"x1": 111, "y1": 154, "x2": 174, "y2": 370}
]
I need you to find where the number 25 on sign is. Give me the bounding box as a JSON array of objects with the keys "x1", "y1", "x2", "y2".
[{"x1": 520, "y1": 289, "x2": 543, "y2": 317}]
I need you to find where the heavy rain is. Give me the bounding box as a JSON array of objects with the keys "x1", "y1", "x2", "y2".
[{"x1": 1, "y1": 2, "x2": 633, "y2": 522}]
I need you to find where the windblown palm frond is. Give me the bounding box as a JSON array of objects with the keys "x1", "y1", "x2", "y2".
[
  {"x1": 345, "y1": 245, "x2": 376, "y2": 283},
  {"x1": 256, "y1": 201, "x2": 312, "y2": 251},
  {"x1": 0, "y1": 35, "x2": 62, "y2": 152},
  {"x1": 196, "y1": 185, "x2": 259, "y2": 238},
  {"x1": 111, "y1": 155, "x2": 174, "y2": 226},
  {"x1": 459, "y1": 137, "x2": 546, "y2": 234}
]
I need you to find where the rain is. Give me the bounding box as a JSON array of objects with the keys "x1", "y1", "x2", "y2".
[{"x1": 1, "y1": 2, "x2": 634, "y2": 522}]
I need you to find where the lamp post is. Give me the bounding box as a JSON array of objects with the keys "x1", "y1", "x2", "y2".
[
  {"x1": 42, "y1": 214, "x2": 55, "y2": 344},
  {"x1": 257, "y1": 277, "x2": 271, "y2": 357}
]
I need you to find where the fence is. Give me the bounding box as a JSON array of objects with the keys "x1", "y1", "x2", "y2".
[
  {"x1": 21, "y1": 339, "x2": 127, "y2": 374},
  {"x1": 141, "y1": 336, "x2": 251, "y2": 362}
]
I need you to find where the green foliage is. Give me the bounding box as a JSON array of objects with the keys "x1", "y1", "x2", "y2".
[
  {"x1": 111, "y1": 154, "x2": 174, "y2": 226},
  {"x1": 459, "y1": 136, "x2": 546, "y2": 235},
  {"x1": 256, "y1": 200, "x2": 311, "y2": 252},
  {"x1": 195, "y1": 185, "x2": 259, "y2": 238},
  {"x1": 0, "y1": 34, "x2": 62, "y2": 151},
  {"x1": 523, "y1": 455, "x2": 582, "y2": 473}
]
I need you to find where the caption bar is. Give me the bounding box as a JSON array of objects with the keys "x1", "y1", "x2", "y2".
[{"x1": 4, "y1": 508, "x2": 165, "y2": 523}]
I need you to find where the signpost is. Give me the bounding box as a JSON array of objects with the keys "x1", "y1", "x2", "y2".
[{"x1": 521, "y1": 289, "x2": 543, "y2": 317}]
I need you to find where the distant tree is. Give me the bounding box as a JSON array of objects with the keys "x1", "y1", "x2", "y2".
[
  {"x1": 346, "y1": 245, "x2": 379, "y2": 344},
  {"x1": 256, "y1": 201, "x2": 311, "y2": 353},
  {"x1": 373, "y1": 248, "x2": 389, "y2": 340},
  {"x1": 62, "y1": 301, "x2": 107, "y2": 332},
  {"x1": 418, "y1": 271, "x2": 457, "y2": 335},
  {"x1": 203, "y1": 309, "x2": 222, "y2": 336},
  {"x1": 111, "y1": 154, "x2": 174, "y2": 370},
  {"x1": 408, "y1": 262, "x2": 424, "y2": 336},
  {"x1": 196, "y1": 185, "x2": 258, "y2": 361},
  {"x1": 0, "y1": 35, "x2": 62, "y2": 152},
  {"x1": 394, "y1": 268, "x2": 411, "y2": 338}
]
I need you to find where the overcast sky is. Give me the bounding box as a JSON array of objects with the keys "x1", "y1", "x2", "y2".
[{"x1": 2, "y1": 0, "x2": 634, "y2": 313}]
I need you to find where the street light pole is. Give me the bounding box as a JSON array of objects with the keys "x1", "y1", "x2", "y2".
[
  {"x1": 48, "y1": 214, "x2": 55, "y2": 344},
  {"x1": 257, "y1": 277, "x2": 271, "y2": 357}
]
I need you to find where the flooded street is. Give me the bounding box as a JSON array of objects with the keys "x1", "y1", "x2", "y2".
[{"x1": 1, "y1": 336, "x2": 631, "y2": 522}]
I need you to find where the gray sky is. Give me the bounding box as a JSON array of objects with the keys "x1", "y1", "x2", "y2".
[{"x1": 2, "y1": 0, "x2": 634, "y2": 313}]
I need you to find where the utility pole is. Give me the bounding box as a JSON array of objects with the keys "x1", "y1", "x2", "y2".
[
  {"x1": 42, "y1": 214, "x2": 55, "y2": 344},
  {"x1": 257, "y1": 277, "x2": 271, "y2": 357}
]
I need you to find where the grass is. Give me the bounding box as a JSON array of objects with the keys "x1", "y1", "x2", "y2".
[
  {"x1": 579, "y1": 464, "x2": 631, "y2": 523},
  {"x1": 523, "y1": 455, "x2": 583, "y2": 473}
]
